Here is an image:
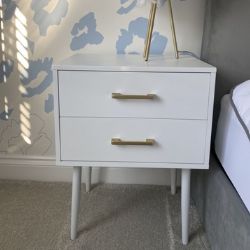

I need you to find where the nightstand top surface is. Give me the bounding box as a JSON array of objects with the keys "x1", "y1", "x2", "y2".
[{"x1": 53, "y1": 54, "x2": 216, "y2": 73}]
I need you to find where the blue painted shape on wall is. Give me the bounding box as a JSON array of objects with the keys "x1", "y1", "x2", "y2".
[
  {"x1": 0, "y1": 109, "x2": 13, "y2": 120},
  {"x1": 0, "y1": 59, "x2": 14, "y2": 83},
  {"x1": 31, "y1": 0, "x2": 69, "y2": 36},
  {"x1": 117, "y1": 0, "x2": 137, "y2": 15},
  {"x1": 70, "y1": 12, "x2": 104, "y2": 51},
  {"x1": 151, "y1": 32, "x2": 168, "y2": 54},
  {"x1": 2, "y1": 0, "x2": 18, "y2": 21},
  {"x1": 116, "y1": 17, "x2": 167, "y2": 54},
  {"x1": 44, "y1": 94, "x2": 54, "y2": 113},
  {"x1": 28, "y1": 39, "x2": 35, "y2": 54},
  {"x1": 21, "y1": 57, "x2": 53, "y2": 97}
]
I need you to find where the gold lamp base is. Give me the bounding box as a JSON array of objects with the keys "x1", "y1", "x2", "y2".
[{"x1": 143, "y1": 0, "x2": 179, "y2": 61}]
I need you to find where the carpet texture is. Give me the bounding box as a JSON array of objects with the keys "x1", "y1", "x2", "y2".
[{"x1": 0, "y1": 181, "x2": 210, "y2": 250}]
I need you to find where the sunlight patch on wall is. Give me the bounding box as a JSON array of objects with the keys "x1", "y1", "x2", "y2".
[
  {"x1": 19, "y1": 102, "x2": 31, "y2": 145},
  {"x1": 4, "y1": 96, "x2": 8, "y2": 119},
  {"x1": 15, "y1": 7, "x2": 29, "y2": 80},
  {"x1": 14, "y1": 7, "x2": 31, "y2": 145},
  {"x1": 18, "y1": 84, "x2": 27, "y2": 95}
]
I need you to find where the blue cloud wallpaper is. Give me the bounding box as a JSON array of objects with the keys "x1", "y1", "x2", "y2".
[
  {"x1": 44, "y1": 94, "x2": 53, "y2": 114},
  {"x1": 0, "y1": 0, "x2": 205, "y2": 156},
  {"x1": 2, "y1": 0, "x2": 18, "y2": 20},
  {"x1": 31, "y1": 0, "x2": 69, "y2": 36},
  {"x1": 0, "y1": 59, "x2": 14, "y2": 83},
  {"x1": 0, "y1": 109, "x2": 13, "y2": 121},
  {"x1": 116, "y1": 17, "x2": 167, "y2": 54},
  {"x1": 117, "y1": 0, "x2": 137, "y2": 15},
  {"x1": 70, "y1": 12, "x2": 104, "y2": 51},
  {"x1": 20, "y1": 57, "x2": 53, "y2": 97}
]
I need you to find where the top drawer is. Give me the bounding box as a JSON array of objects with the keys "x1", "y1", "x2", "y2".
[{"x1": 58, "y1": 71, "x2": 210, "y2": 119}]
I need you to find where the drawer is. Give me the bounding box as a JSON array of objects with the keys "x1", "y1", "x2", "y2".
[
  {"x1": 58, "y1": 71, "x2": 210, "y2": 119},
  {"x1": 60, "y1": 118, "x2": 207, "y2": 164}
]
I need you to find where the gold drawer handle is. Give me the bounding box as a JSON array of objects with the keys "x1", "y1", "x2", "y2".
[
  {"x1": 112, "y1": 93, "x2": 156, "y2": 100},
  {"x1": 111, "y1": 138, "x2": 155, "y2": 146}
]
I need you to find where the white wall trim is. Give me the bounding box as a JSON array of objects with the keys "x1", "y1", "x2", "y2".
[
  {"x1": 0, "y1": 154, "x2": 179, "y2": 185},
  {"x1": 0, "y1": 154, "x2": 55, "y2": 166}
]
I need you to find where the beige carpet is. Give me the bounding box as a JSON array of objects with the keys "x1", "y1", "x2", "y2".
[{"x1": 0, "y1": 181, "x2": 210, "y2": 250}]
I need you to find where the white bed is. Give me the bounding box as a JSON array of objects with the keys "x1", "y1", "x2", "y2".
[{"x1": 215, "y1": 92, "x2": 250, "y2": 213}]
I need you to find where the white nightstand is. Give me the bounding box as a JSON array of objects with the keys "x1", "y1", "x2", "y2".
[{"x1": 53, "y1": 54, "x2": 216, "y2": 245}]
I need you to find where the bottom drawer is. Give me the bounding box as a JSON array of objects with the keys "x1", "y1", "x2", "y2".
[{"x1": 60, "y1": 118, "x2": 207, "y2": 164}]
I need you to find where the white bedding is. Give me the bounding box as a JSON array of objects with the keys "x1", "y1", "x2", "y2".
[{"x1": 215, "y1": 94, "x2": 250, "y2": 213}]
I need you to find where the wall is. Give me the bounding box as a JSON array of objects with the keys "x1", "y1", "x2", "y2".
[
  {"x1": 193, "y1": 0, "x2": 250, "y2": 249},
  {"x1": 201, "y1": 0, "x2": 250, "y2": 130},
  {"x1": 0, "y1": 0, "x2": 206, "y2": 184}
]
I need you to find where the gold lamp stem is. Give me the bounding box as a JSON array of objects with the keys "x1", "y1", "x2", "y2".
[
  {"x1": 144, "y1": 2, "x2": 157, "y2": 61},
  {"x1": 168, "y1": 0, "x2": 179, "y2": 59},
  {"x1": 143, "y1": 0, "x2": 179, "y2": 61}
]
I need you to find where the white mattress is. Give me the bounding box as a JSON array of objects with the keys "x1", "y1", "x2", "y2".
[{"x1": 215, "y1": 94, "x2": 250, "y2": 213}]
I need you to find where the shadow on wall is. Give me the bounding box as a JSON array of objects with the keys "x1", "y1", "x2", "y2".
[
  {"x1": 0, "y1": 2, "x2": 53, "y2": 155},
  {"x1": 0, "y1": 0, "x2": 170, "y2": 156},
  {"x1": 201, "y1": 0, "x2": 250, "y2": 141}
]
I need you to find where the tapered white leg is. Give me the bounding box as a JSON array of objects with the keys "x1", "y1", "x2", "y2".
[
  {"x1": 170, "y1": 169, "x2": 177, "y2": 195},
  {"x1": 71, "y1": 166, "x2": 82, "y2": 240},
  {"x1": 181, "y1": 169, "x2": 191, "y2": 245},
  {"x1": 85, "y1": 167, "x2": 92, "y2": 192}
]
